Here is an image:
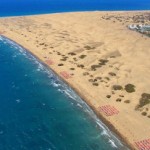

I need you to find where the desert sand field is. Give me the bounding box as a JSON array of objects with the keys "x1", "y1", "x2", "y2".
[{"x1": 0, "y1": 11, "x2": 150, "y2": 149}]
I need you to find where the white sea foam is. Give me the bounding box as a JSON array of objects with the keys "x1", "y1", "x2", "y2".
[
  {"x1": 109, "y1": 139, "x2": 118, "y2": 148},
  {"x1": 0, "y1": 36, "x2": 3, "y2": 41},
  {"x1": 16, "y1": 99, "x2": 21, "y2": 103},
  {"x1": 52, "y1": 82, "x2": 59, "y2": 87},
  {"x1": 77, "y1": 103, "x2": 82, "y2": 108},
  {"x1": 101, "y1": 130, "x2": 108, "y2": 136}
]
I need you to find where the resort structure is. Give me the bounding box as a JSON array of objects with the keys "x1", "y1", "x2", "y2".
[{"x1": 128, "y1": 24, "x2": 150, "y2": 36}]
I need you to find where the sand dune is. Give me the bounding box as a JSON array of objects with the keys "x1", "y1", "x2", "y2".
[{"x1": 0, "y1": 11, "x2": 150, "y2": 149}]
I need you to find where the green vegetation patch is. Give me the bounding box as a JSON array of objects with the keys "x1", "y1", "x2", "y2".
[
  {"x1": 70, "y1": 68, "x2": 75, "y2": 70},
  {"x1": 141, "y1": 112, "x2": 147, "y2": 116},
  {"x1": 93, "y1": 83, "x2": 99, "y2": 86},
  {"x1": 108, "y1": 72, "x2": 116, "y2": 76},
  {"x1": 79, "y1": 55, "x2": 87, "y2": 59},
  {"x1": 106, "y1": 95, "x2": 111, "y2": 98},
  {"x1": 116, "y1": 98, "x2": 122, "y2": 102},
  {"x1": 77, "y1": 64, "x2": 84, "y2": 68},
  {"x1": 88, "y1": 79, "x2": 94, "y2": 82},
  {"x1": 112, "y1": 85, "x2": 123, "y2": 91},
  {"x1": 124, "y1": 100, "x2": 130, "y2": 104},
  {"x1": 60, "y1": 58, "x2": 67, "y2": 61},
  {"x1": 68, "y1": 52, "x2": 76, "y2": 56},
  {"x1": 58, "y1": 63, "x2": 64, "y2": 66},
  {"x1": 104, "y1": 77, "x2": 110, "y2": 81},
  {"x1": 95, "y1": 77, "x2": 102, "y2": 80},
  {"x1": 91, "y1": 64, "x2": 101, "y2": 71},
  {"x1": 136, "y1": 93, "x2": 150, "y2": 109},
  {"x1": 99, "y1": 59, "x2": 109, "y2": 65},
  {"x1": 124, "y1": 84, "x2": 135, "y2": 93},
  {"x1": 83, "y1": 72, "x2": 89, "y2": 76},
  {"x1": 99, "y1": 59, "x2": 109, "y2": 63},
  {"x1": 84, "y1": 45, "x2": 95, "y2": 50}
]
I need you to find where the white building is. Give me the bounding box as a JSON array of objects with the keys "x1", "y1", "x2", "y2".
[
  {"x1": 128, "y1": 24, "x2": 138, "y2": 30},
  {"x1": 128, "y1": 24, "x2": 150, "y2": 32}
]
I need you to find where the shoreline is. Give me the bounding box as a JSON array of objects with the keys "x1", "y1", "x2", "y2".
[
  {"x1": 0, "y1": 9, "x2": 150, "y2": 19},
  {"x1": 0, "y1": 11, "x2": 150, "y2": 150},
  {"x1": 1, "y1": 35, "x2": 131, "y2": 149}
]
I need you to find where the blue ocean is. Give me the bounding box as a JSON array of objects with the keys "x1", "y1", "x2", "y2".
[{"x1": 0, "y1": 0, "x2": 150, "y2": 17}]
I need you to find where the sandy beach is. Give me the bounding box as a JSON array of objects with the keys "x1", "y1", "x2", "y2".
[{"x1": 0, "y1": 11, "x2": 150, "y2": 149}]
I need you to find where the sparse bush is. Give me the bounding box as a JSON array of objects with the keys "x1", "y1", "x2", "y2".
[
  {"x1": 79, "y1": 55, "x2": 87, "y2": 59},
  {"x1": 125, "y1": 84, "x2": 135, "y2": 93},
  {"x1": 93, "y1": 83, "x2": 99, "y2": 86},
  {"x1": 141, "y1": 112, "x2": 147, "y2": 116},
  {"x1": 91, "y1": 64, "x2": 101, "y2": 71},
  {"x1": 84, "y1": 45, "x2": 95, "y2": 50},
  {"x1": 124, "y1": 100, "x2": 130, "y2": 104},
  {"x1": 68, "y1": 52, "x2": 76, "y2": 56},
  {"x1": 106, "y1": 95, "x2": 111, "y2": 98},
  {"x1": 108, "y1": 72, "x2": 116, "y2": 76},
  {"x1": 112, "y1": 85, "x2": 123, "y2": 90},
  {"x1": 58, "y1": 64, "x2": 64, "y2": 66},
  {"x1": 83, "y1": 72, "x2": 89, "y2": 76},
  {"x1": 70, "y1": 68, "x2": 75, "y2": 70},
  {"x1": 116, "y1": 98, "x2": 122, "y2": 102},
  {"x1": 136, "y1": 93, "x2": 150, "y2": 109}
]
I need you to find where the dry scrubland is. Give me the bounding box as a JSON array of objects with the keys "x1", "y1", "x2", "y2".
[{"x1": 0, "y1": 11, "x2": 150, "y2": 149}]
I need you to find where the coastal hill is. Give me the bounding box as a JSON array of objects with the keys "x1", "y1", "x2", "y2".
[{"x1": 0, "y1": 11, "x2": 150, "y2": 149}]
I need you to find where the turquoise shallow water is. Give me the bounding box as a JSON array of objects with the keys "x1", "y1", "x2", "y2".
[{"x1": 0, "y1": 36, "x2": 129, "y2": 150}]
